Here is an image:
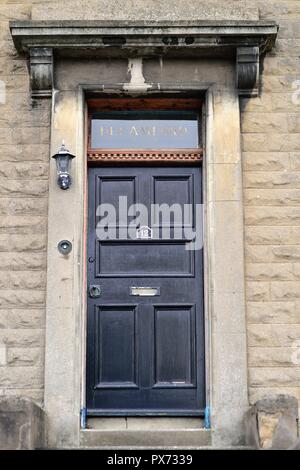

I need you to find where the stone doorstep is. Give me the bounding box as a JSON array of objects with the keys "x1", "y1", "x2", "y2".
[{"x1": 80, "y1": 429, "x2": 211, "y2": 448}]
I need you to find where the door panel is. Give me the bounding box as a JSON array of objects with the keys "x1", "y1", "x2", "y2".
[
  {"x1": 87, "y1": 166, "x2": 205, "y2": 415},
  {"x1": 96, "y1": 240, "x2": 194, "y2": 277},
  {"x1": 94, "y1": 305, "x2": 138, "y2": 388},
  {"x1": 153, "y1": 305, "x2": 196, "y2": 387}
]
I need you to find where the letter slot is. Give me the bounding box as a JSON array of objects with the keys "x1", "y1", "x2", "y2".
[{"x1": 130, "y1": 287, "x2": 160, "y2": 296}]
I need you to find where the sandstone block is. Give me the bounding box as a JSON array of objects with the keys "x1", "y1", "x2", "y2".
[
  {"x1": 0, "y1": 144, "x2": 50, "y2": 162},
  {"x1": 0, "y1": 198, "x2": 48, "y2": 216},
  {"x1": 290, "y1": 153, "x2": 300, "y2": 170},
  {"x1": 246, "y1": 282, "x2": 270, "y2": 301},
  {"x1": 0, "y1": 217, "x2": 47, "y2": 234},
  {"x1": 244, "y1": 189, "x2": 300, "y2": 206},
  {"x1": 243, "y1": 152, "x2": 290, "y2": 171},
  {"x1": 0, "y1": 366, "x2": 44, "y2": 389},
  {"x1": 240, "y1": 94, "x2": 272, "y2": 113},
  {"x1": 0, "y1": 253, "x2": 46, "y2": 270},
  {"x1": 241, "y1": 113, "x2": 288, "y2": 133},
  {"x1": 0, "y1": 180, "x2": 48, "y2": 197},
  {"x1": 246, "y1": 263, "x2": 293, "y2": 281},
  {"x1": 247, "y1": 301, "x2": 298, "y2": 324},
  {"x1": 12, "y1": 127, "x2": 50, "y2": 146},
  {"x1": 0, "y1": 309, "x2": 45, "y2": 329},
  {"x1": 247, "y1": 324, "x2": 300, "y2": 347},
  {"x1": 245, "y1": 206, "x2": 300, "y2": 225},
  {"x1": 244, "y1": 171, "x2": 300, "y2": 189},
  {"x1": 0, "y1": 234, "x2": 47, "y2": 252},
  {"x1": 245, "y1": 245, "x2": 272, "y2": 263},
  {"x1": 0, "y1": 329, "x2": 45, "y2": 348},
  {"x1": 249, "y1": 368, "x2": 300, "y2": 387},
  {"x1": 271, "y1": 246, "x2": 300, "y2": 262},
  {"x1": 0, "y1": 272, "x2": 46, "y2": 289},
  {"x1": 248, "y1": 347, "x2": 297, "y2": 367},
  {"x1": 245, "y1": 226, "x2": 294, "y2": 245},
  {"x1": 0, "y1": 397, "x2": 44, "y2": 450},
  {"x1": 271, "y1": 93, "x2": 300, "y2": 112},
  {"x1": 0, "y1": 162, "x2": 48, "y2": 179},
  {"x1": 271, "y1": 281, "x2": 300, "y2": 300},
  {"x1": 242, "y1": 134, "x2": 269, "y2": 152},
  {"x1": 0, "y1": 290, "x2": 45, "y2": 308},
  {"x1": 0, "y1": 5, "x2": 31, "y2": 21},
  {"x1": 7, "y1": 348, "x2": 43, "y2": 367},
  {"x1": 245, "y1": 395, "x2": 299, "y2": 450}
]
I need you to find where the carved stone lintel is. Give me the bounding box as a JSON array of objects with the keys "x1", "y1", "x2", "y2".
[
  {"x1": 30, "y1": 47, "x2": 53, "y2": 98},
  {"x1": 236, "y1": 47, "x2": 259, "y2": 97},
  {"x1": 9, "y1": 22, "x2": 278, "y2": 99}
]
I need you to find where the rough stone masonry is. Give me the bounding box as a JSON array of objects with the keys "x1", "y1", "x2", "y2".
[{"x1": 0, "y1": 0, "x2": 300, "y2": 446}]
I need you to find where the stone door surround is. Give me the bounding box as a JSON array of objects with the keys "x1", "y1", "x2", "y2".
[{"x1": 9, "y1": 20, "x2": 278, "y2": 449}]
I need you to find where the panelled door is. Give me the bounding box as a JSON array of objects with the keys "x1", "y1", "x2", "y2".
[{"x1": 86, "y1": 165, "x2": 205, "y2": 415}]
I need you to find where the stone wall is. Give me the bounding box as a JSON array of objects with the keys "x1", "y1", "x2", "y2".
[
  {"x1": 0, "y1": 1, "x2": 51, "y2": 405},
  {"x1": 241, "y1": 1, "x2": 300, "y2": 408},
  {"x1": 0, "y1": 0, "x2": 300, "y2": 413}
]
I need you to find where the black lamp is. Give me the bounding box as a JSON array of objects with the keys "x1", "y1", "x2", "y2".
[{"x1": 52, "y1": 142, "x2": 75, "y2": 190}]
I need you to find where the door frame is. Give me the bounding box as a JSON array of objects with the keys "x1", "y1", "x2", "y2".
[
  {"x1": 86, "y1": 163, "x2": 205, "y2": 416},
  {"x1": 44, "y1": 76, "x2": 248, "y2": 447}
]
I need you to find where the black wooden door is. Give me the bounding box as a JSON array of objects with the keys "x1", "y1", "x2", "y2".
[{"x1": 87, "y1": 166, "x2": 205, "y2": 415}]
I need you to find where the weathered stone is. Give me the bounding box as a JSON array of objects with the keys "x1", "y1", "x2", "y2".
[
  {"x1": 247, "y1": 301, "x2": 298, "y2": 324},
  {"x1": 12, "y1": 127, "x2": 50, "y2": 145},
  {"x1": 249, "y1": 387, "x2": 300, "y2": 406},
  {"x1": 0, "y1": 5, "x2": 31, "y2": 21},
  {"x1": 0, "y1": 253, "x2": 46, "y2": 270},
  {"x1": 271, "y1": 281, "x2": 300, "y2": 300},
  {"x1": 32, "y1": 0, "x2": 259, "y2": 21},
  {"x1": 0, "y1": 272, "x2": 46, "y2": 289},
  {"x1": 240, "y1": 94, "x2": 272, "y2": 113},
  {"x1": 249, "y1": 368, "x2": 300, "y2": 387},
  {"x1": 0, "y1": 216, "x2": 47, "y2": 235},
  {"x1": 264, "y1": 57, "x2": 300, "y2": 76},
  {"x1": 0, "y1": 367, "x2": 44, "y2": 389},
  {"x1": 243, "y1": 152, "x2": 290, "y2": 171},
  {"x1": 0, "y1": 180, "x2": 48, "y2": 197},
  {"x1": 245, "y1": 226, "x2": 298, "y2": 245},
  {"x1": 245, "y1": 395, "x2": 299, "y2": 450},
  {"x1": 246, "y1": 282, "x2": 270, "y2": 301},
  {"x1": 0, "y1": 162, "x2": 49, "y2": 179},
  {"x1": 0, "y1": 234, "x2": 47, "y2": 252},
  {"x1": 0, "y1": 329, "x2": 45, "y2": 348},
  {"x1": 2, "y1": 389, "x2": 44, "y2": 406},
  {"x1": 0, "y1": 309, "x2": 45, "y2": 329},
  {"x1": 271, "y1": 93, "x2": 300, "y2": 112},
  {"x1": 7, "y1": 348, "x2": 43, "y2": 367},
  {"x1": 246, "y1": 263, "x2": 293, "y2": 281},
  {"x1": 0, "y1": 198, "x2": 48, "y2": 216},
  {"x1": 0, "y1": 290, "x2": 45, "y2": 308},
  {"x1": 248, "y1": 347, "x2": 297, "y2": 367},
  {"x1": 292, "y1": 264, "x2": 300, "y2": 279},
  {"x1": 245, "y1": 207, "x2": 300, "y2": 225},
  {"x1": 0, "y1": 397, "x2": 44, "y2": 450},
  {"x1": 244, "y1": 189, "x2": 300, "y2": 206},
  {"x1": 290, "y1": 153, "x2": 300, "y2": 170},
  {"x1": 241, "y1": 113, "x2": 288, "y2": 133},
  {"x1": 272, "y1": 246, "x2": 300, "y2": 262},
  {"x1": 247, "y1": 324, "x2": 300, "y2": 347},
  {"x1": 0, "y1": 144, "x2": 50, "y2": 162},
  {"x1": 244, "y1": 171, "x2": 300, "y2": 189}
]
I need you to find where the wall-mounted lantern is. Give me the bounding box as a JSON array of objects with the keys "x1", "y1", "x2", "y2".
[{"x1": 52, "y1": 142, "x2": 75, "y2": 190}]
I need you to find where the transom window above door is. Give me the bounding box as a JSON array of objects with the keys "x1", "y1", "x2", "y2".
[
  {"x1": 87, "y1": 97, "x2": 203, "y2": 164},
  {"x1": 90, "y1": 111, "x2": 200, "y2": 149}
]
